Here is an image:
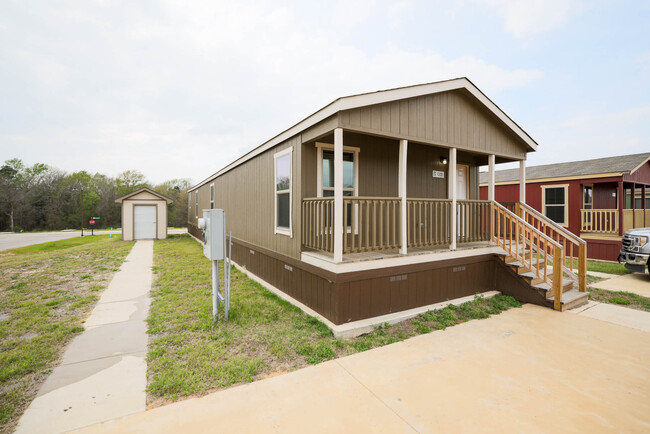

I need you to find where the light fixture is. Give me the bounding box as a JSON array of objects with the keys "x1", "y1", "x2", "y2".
[{"x1": 440, "y1": 156, "x2": 448, "y2": 165}]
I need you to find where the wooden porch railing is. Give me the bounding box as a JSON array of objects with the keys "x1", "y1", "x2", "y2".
[
  {"x1": 302, "y1": 198, "x2": 334, "y2": 253},
  {"x1": 581, "y1": 209, "x2": 618, "y2": 234},
  {"x1": 457, "y1": 200, "x2": 492, "y2": 243},
  {"x1": 518, "y1": 202, "x2": 587, "y2": 293},
  {"x1": 492, "y1": 201, "x2": 565, "y2": 310},
  {"x1": 343, "y1": 197, "x2": 401, "y2": 253},
  {"x1": 407, "y1": 199, "x2": 451, "y2": 248}
]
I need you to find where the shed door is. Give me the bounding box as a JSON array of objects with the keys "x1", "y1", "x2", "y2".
[{"x1": 134, "y1": 205, "x2": 157, "y2": 239}]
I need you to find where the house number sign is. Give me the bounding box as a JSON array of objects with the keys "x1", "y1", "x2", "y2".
[{"x1": 432, "y1": 170, "x2": 445, "y2": 179}]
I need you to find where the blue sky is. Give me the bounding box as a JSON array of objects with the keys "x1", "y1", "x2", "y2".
[{"x1": 1, "y1": 0, "x2": 648, "y2": 184}]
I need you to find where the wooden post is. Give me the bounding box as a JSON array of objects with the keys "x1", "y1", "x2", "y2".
[
  {"x1": 553, "y1": 246, "x2": 563, "y2": 311},
  {"x1": 632, "y1": 183, "x2": 636, "y2": 228},
  {"x1": 579, "y1": 243, "x2": 587, "y2": 292},
  {"x1": 618, "y1": 180, "x2": 624, "y2": 236},
  {"x1": 449, "y1": 148, "x2": 457, "y2": 250},
  {"x1": 399, "y1": 139, "x2": 408, "y2": 255},
  {"x1": 488, "y1": 154, "x2": 495, "y2": 202},
  {"x1": 334, "y1": 128, "x2": 343, "y2": 263},
  {"x1": 519, "y1": 160, "x2": 526, "y2": 204}
]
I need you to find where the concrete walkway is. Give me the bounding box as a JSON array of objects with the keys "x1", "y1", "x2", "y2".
[
  {"x1": 78, "y1": 304, "x2": 650, "y2": 433},
  {"x1": 589, "y1": 272, "x2": 650, "y2": 297},
  {"x1": 569, "y1": 300, "x2": 650, "y2": 332},
  {"x1": 16, "y1": 240, "x2": 154, "y2": 433}
]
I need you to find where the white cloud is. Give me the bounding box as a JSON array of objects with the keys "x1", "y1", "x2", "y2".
[
  {"x1": 0, "y1": 0, "x2": 545, "y2": 184},
  {"x1": 476, "y1": 0, "x2": 581, "y2": 39}
]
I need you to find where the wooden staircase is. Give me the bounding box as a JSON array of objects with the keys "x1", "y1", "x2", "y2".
[{"x1": 492, "y1": 202, "x2": 589, "y2": 312}]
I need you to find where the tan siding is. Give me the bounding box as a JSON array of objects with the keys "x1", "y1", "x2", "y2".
[
  {"x1": 406, "y1": 143, "x2": 448, "y2": 199},
  {"x1": 195, "y1": 135, "x2": 302, "y2": 259},
  {"x1": 339, "y1": 89, "x2": 526, "y2": 160}
]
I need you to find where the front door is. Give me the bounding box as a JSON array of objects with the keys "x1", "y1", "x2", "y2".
[{"x1": 457, "y1": 164, "x2": 469, "y2": 200}]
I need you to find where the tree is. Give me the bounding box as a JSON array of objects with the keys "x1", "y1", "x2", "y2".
[
  {"x1": 0, "y1": 159, "x2": 49, "y2": 231},
  {"x1": 115, "y1": 170, "x2": 149, "y2": 198},
  {"x1": 154, "y1": 178, "x2": 191, "y2": 227}
]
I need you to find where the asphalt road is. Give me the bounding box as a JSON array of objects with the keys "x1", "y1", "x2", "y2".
[{"x1": 0, "y1": 229, "x2": 187, "y2": 251}]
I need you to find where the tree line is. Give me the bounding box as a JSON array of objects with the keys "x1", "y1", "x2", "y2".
[{"x1": 0, "y1": 158, "x2": 191, "y2": 232}]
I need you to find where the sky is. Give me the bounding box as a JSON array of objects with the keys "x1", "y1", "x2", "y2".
[{"x1": 1, "y1": 0, "x2": 649, "y2": 185}]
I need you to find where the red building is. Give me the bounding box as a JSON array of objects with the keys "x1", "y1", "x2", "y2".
[{"x1": 480, "y1": 153, "x2": 650, "y2": 261}]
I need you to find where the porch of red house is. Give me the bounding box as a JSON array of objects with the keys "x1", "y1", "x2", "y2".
[{"x1": 580, "y1": 182, "x2": 650, "y2": 237}]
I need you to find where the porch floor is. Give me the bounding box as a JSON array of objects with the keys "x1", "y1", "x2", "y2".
[{"x1": 303, "y1": 241, "x2": 494, "y2": 264}]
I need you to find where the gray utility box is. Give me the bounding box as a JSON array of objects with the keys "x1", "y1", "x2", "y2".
[{"x1": 198, "y1": 209, "x2": 225, "y2": 260}]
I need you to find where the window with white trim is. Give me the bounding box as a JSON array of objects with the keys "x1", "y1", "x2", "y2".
[
  {"x1": 274, "y1": 147, "x2": 292, "y2": 236},
  {"x1": 315, "y1": 143, "x2": 359, "y2": 198},
  {"x1": 542, "y1": 185, "x2": 568, "y2": 225},
  {"x1": 195, "y1": 190, "x2": 198, "y2": 218},
  {"x1": 210, "y1": 183, "x2": 215, "y2": 209}
]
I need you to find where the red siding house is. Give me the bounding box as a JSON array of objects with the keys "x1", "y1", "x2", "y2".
[{"x1": 480, "y1": 153, "x2": 650, "y2": 261}]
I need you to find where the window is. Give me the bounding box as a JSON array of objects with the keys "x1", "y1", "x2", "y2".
[
  {"x1": 195, "y1": 190, "x2": 198, "y2": 218},
  {"x1": 542, "y1": 185, "x2": 568, "y2": 225},
  {"x1": 274, "y1": 147, "x2": 292, "y2": 236},
  {"x1": 316, "y1": 143, "x2": 359, "y2": 198},
  {"x1": 583, "y1": 184, "x2": 593, "y2": 224},
  {"x1": 210, "y1": 184, "x2": 215, "y2": 209}
]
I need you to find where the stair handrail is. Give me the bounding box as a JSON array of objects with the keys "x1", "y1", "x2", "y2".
[
  {"x1": 516, "y1": 202, "x2": 587, "y2": 292},
  {"x1": 492, "y1": 201, "x2": 565, "y2": 310}
]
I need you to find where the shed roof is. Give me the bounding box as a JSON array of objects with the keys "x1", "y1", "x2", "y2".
[
  {"x1": 479, "y1": 152, "x2": 650, "y2": 184},
  {"x1": 190, "y1": 77, "x2": 538, "y2": 192},
  {"x1": 115, "y1": 187, "x2": 173, "y2": 204}
]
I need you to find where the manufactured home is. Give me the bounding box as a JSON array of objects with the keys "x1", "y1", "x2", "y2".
[
  {"x1": 188, "y1": 78, "x2": 588, "y2": 328},
  {"x1": 479, "y1": 153, "x2": 650, "y2": 261}
]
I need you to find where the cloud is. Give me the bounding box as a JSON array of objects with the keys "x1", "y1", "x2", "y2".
[
  {"x1": 0, "y1": 0, "x2": 545, "y2": 184},
  {"x1": 476, "y1": 0, "x2": 581, "y2": 39}
]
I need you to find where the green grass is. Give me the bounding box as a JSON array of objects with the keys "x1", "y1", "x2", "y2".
[
  {"x1": 588, "y1": 288, "x2": 650, "y2": 312},
  {"x1": 8, "y1": 234, "x2": 118, "y2": 255},
  {"x1": 0, "y1": 236, "x2": 134, "y2": 433},
  {"x1": 147, "y1": 235, "x2": 521, "y2": 406},
  {"x1": 560, "y1": 257, "x2": 631, "y2": 276}
]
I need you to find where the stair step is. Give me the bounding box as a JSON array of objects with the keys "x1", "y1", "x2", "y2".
[
  {"x1": 547, "y1": 289, "x2": 589, "y2": 311},
  {"x1": 532, "y1": 279, "x2": 575, "y2": 296}
]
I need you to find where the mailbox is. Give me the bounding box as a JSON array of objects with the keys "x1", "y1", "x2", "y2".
[{"x1": 198, "y1": 209, "x2": 224, "y2": 260}]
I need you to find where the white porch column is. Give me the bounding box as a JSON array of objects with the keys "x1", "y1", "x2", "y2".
[
  {"x1": 519, "y1": 160, "x2": 526, "y2": 204},
  {"x1": 333, "y1": 128, "x2": 344, "y2": 263},
  {"x1": 449, "y1": 148, "x2": 457, "y2": 251},
  {"x1": 488, "y1": 154, "x2": 496, "y2": 202},
  {"x1": 399, "y1": 139, "x2": 408, "y2": 255}
]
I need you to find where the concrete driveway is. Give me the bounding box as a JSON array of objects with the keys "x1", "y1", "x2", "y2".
[
  {"x1": 79, "y1": 304, "x2": 650, "y2": 433},
  {"x1": 0, "y1": 229, "x2": 187, "y2": 251}
]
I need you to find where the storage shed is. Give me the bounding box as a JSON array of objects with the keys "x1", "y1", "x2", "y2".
[{"x1": 115, "y1": 188, "x2": 173, "y2": 241}]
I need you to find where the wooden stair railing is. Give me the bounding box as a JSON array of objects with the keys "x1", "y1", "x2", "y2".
[
  {"x1": 492, "y1": 201, "x2": 565, "y2": 310},
  {"x1": 516, "y1": 202, "x2": 587, "y2": 293}
]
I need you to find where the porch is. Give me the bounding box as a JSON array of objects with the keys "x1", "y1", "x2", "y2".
[
  {"x1": 580, "y1": 182, "x2": 650, "y2": 236},
  {"x1": 299, "y1": 127, "x2": 524, "y2": 263}
]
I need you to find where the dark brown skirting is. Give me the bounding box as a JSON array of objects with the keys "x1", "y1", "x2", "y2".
[{"x1": 228, "y1": 238, "x2": 543, "y2": 325}]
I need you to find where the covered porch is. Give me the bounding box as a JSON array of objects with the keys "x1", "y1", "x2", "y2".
[
  {"x1": 300, "y1": 128, "x2": 526, "y2": 263},
  {"x1": 580, "y1": 181, "x2": 650, "y2": 236}
]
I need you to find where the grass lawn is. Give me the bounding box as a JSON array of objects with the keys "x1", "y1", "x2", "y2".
[
  {"x1": 0, "y1": 235, "x2": 134, "y2": 433},
  {"x1": 147, "y1": 235, "x2": 521, "y2": 406},
  {"x1": 588, "y1": 288, "x2": 650, "y2": 312}
]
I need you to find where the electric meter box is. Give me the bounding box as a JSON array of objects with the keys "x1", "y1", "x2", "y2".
[{"x1": 199, "y1": 209, "x2": 225, "y2": 260}]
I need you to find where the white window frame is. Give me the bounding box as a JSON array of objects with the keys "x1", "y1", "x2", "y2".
[
  {"x1": 541, "y1": 184, "x2": 569, "y2": 227},
  {"x1": 274, "y1": 146, "x2": 293, "y2": 237},
  {"x1": 210, "y1": 183, "x2": 215, "y2": 209},
  {"x1": 195, "y1": 190, "x2": 199, "y2": 219},
  {"x1": 315, "y1": 142, "x2": 360, "y2": 198}
]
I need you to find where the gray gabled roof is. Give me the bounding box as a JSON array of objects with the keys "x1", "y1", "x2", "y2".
[
  {"x1": 480, "y1": 152, "x2": 650, "y2": 184},
  {"x1": 190, "y1": 77, "x2": 538, "y2": 192}
]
